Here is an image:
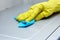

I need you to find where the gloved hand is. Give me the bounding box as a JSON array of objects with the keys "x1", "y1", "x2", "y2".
[
  {"x1": 16, "y1": 0, "x2": 60, "y2": 22},
  {"x1": 16, "y1": 3, "x2": 43, "y2": 22}
]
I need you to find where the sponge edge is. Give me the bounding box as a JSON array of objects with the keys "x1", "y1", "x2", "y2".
[
  {"x1": 18, "y1": 19, "x2": 35, "y2": 28},
  {"x1": 14, "y1": 16, "x2": 18, "y2": 21},
  {"x1": 14, "y1": 16, "x2": 35, "y2": 28},
  {"x1": 14, "y1": 16, "x2": 21, "y2": 22}
]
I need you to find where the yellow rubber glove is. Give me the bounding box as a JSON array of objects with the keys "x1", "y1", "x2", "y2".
[
  {"x1": 35, "y1": 0, "x2": 60, "y2": 21},
  {"x1": 16, "y1": 3, "x2": 43, "y2": 22},
  {"x1": 16, "y1": 0, "x2": 60, "y2": 22}
]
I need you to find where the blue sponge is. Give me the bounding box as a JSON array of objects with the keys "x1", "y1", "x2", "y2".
[
  {"x1": 14, "y1": 16, "x2": 35, "y2": 28},
  {"x1": 18, "y1": 19, "x2": 35, "y2": 28}
]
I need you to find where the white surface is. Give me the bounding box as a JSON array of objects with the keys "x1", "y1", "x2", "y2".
[
  {"x1": 0, "y1": 5, "x2": 60, "y2": 40},
  {"x1": 47, "y1": 26, "x2": 60, "y2": 40},
  {"x1": 0, "y1": 0, "x2": 60, "y2": 40},
  {"x1": 30, "y1": 14, "x2": 60, "y2": 40}
]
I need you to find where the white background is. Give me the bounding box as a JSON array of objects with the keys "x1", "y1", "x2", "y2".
[
  {"x1": 0, "y1": 0, "x2": 45, "y2": 11},
  {"x1": 0, "y1": 0, "x2": 23, "y2": 11}
]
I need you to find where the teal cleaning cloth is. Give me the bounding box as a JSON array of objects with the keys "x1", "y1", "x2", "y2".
[
  {"x1": 18, "y1": 19, "x2": 35, "y2": 28},
  {"x1": 14, "y1": 16, "x2": 35, "y2": 28}
]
